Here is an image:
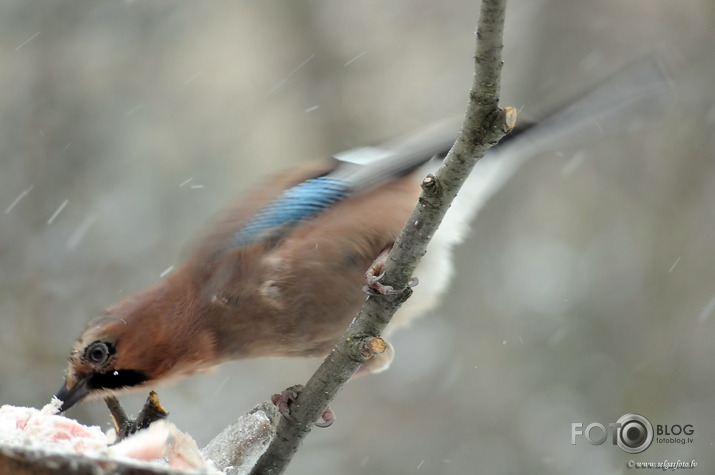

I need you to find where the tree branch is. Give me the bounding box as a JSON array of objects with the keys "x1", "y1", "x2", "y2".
[{"x1": 250, "y1": 1, "x2": 514, "y2": 473}]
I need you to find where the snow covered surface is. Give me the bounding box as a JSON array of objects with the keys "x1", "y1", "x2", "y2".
[
  {"x1": 202, "y1": 401, "x2": 279, "y2": 473},
  {"x1": 0, "y1": 398, "x2": 220, "y2": 473}
]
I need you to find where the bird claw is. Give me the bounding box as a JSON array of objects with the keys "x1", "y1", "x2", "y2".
[
  {"x1": 105, "y1": 392, "x2": 169, "y2": 442},
  {"x1": 271, "y1": 384, "x2": 335, "y2": 428},
  {"x1": 363, "y1": 247, "x2": 418, "y2": 295},
  {"x1": 271, "y1": 385, "x2": 301, "y2": 424},
  {"x1": 363, "y1": 271, "x2": 419, "y2": 296},
  {"x1": 314, "y1": 406, "x2": 335, "y2": 428}
]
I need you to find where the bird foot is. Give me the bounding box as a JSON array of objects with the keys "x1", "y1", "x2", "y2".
[
  {"x1": 105, "y1": 391, "x2": 169, "y2": 442},
  {"x1": 363, "y1": 249, "x2": 418, "y2": 295},
  {"x1": 271, "y1": 384, "x2": 335, "y2": 428},
  {"x1": 363, "y1": 272, "x2": 419, "y2": 295}
]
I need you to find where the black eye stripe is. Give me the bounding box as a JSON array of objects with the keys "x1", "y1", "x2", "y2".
[{"x1": 88, "y1": 369, "x2": 149, "y2": 391}]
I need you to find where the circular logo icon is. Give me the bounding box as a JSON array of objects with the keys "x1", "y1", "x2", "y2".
[{"x1": 616, "y1": 413, "x2": 653, "y2": 454}]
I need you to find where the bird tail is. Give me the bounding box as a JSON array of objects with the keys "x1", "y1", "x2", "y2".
[
  {"x1": 435, "y1": 56, "x2": 673, "y2": 249},
  {"x1": 332, "y1": 57, "x2": 672, "y2": 208},
  {"x1": 388, "y1": 57, "x2": 673, "y2": 334}
]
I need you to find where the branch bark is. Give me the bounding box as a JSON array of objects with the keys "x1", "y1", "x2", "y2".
[{"x1": 250, "y1": 1, "x2": 513, "y2": 473}]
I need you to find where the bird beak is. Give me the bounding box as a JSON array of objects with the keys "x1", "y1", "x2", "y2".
[{"x1": 55, "y1": 377, "x2": 90, "y2": 412}]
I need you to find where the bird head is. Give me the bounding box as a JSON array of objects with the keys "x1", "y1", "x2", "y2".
[
  {"x1": 55, "y1": 278, "x2": 219, "y2": 412},
  {"x1": 55, "y1": 315, "x2": 149, "y2": 412}
]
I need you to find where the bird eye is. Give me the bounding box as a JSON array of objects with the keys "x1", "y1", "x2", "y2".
[{"x1": 83, "y1": 341, "x2": 113, "y2": 367}]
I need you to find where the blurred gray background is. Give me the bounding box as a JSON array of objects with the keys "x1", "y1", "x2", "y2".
[{"x1": 1, "y1": 1, "x2": 713, "y2": 474}]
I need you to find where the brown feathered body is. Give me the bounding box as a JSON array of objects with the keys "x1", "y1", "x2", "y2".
[{"x1": 61, "y1": 163, "x2": 420, "y2": 403}]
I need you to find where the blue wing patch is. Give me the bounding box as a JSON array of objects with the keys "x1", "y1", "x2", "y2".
[{"x1": 231, "y1": 176, "x2": 352, "y2": 247}]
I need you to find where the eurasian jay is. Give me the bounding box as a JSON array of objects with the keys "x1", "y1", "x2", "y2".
[{"x1": 55, "y1": 59, "x2": 669, "y2": 412}]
